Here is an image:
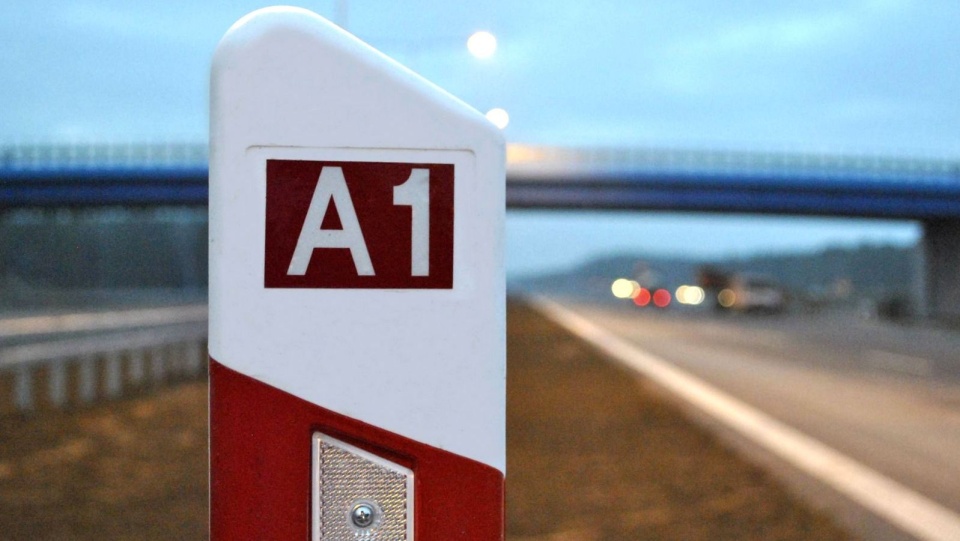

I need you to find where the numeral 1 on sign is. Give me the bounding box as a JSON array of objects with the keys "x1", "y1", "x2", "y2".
[{"x1": 393, "y1": 168, "x2": 430, "y2": 277}]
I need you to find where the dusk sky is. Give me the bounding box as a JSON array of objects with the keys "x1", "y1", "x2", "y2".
[{"x1": 2, "y1": 1, "x2": 956, "y2": 275}]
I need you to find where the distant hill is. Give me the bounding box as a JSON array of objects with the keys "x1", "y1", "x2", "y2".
[
  {"x1": 716, "y1": 244, "x2": 919, "y2": 301},
  {"x1": 511, "y1": 243, "x2": 920, "y2": 311}
]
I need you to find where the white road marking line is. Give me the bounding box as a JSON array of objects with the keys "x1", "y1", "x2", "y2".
[
  {"x1": 533, "y1": 297, "x2": 960, "y2": 541},
  {"x1": 0, "y1": 305, "x2": 208, "y2": 338},
  {"x1": 867, "y1": 350, "x2": 934, "y2": 377}
]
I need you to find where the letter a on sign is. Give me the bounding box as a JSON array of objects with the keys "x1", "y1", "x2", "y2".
[
  {"x1": 210, "y1": 7, "x2": 504, "y2": 541},
  {"x1": 287, "y1": 166, "x2": 374, "y2": 277}
]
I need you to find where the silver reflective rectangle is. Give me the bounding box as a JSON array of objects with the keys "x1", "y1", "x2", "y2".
[{"x1": 312, "y1": 432, "x2": 414, "y2": 541}]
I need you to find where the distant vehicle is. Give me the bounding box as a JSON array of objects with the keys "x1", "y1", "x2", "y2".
[{"x1": 720, "y1": 274, "x2": 786, "y2": 314}]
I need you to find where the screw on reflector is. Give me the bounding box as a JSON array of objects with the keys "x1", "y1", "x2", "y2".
[
  {"x1": 350, "y1": 503, "x2": 373, "y2": 528},
  {"x1": 350, "y1": 501, "x2": 378, "y2": 528}
]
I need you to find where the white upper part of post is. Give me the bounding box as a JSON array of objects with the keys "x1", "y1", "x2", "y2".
[{"x1": 210, "y1": 7, "x2": 505, "y2": 472}]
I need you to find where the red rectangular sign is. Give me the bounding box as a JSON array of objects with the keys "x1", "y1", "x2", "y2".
[{"x1": 265, "y1": 159, "x2": 454, "y2": 289}]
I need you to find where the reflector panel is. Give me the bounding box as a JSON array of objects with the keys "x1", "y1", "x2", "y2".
[{"x1": 312, "y1": 433, "x2": 414, "y2": 541}]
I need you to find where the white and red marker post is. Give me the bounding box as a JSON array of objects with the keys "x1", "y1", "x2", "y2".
[{"x1": 209, "y1": 7, "x2": 505, "y2": 541}]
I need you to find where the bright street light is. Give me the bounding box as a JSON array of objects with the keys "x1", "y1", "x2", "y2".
[
  {"x1": 485, "y1": 108, "x2": 509, "y2": 129},
  {"x1": 467, "y1": 31, "x2": 497, "y2": 59}
]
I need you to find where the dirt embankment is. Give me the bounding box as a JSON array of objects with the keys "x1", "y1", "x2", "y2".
[
  {"x1": 0, "y1": 381, "x2": 208, "y2": 540},
  {"x1": 506, "y1": 302, "x2": 854, "y2": 541}
]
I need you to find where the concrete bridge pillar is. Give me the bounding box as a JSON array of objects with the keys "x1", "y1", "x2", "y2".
[{"x1": 924, "y1": 219, "x2": 960, "y2": 324}]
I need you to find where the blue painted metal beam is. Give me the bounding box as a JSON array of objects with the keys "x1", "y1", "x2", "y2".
[{"x1": 0, "y1": 167, "x2": 209, "y2": 207}]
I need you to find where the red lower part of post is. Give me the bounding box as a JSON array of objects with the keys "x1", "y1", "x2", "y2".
[{"x1": 209, "y1": 358, "x2": 504, "y2": 540}]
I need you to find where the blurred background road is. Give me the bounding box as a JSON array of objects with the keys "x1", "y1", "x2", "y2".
[
  {"x1": 542, "y1": 297, "x2": 960, "y2": 538},
  {"x1": 557, "y1": 298, "x2": 960, "y2": 505}
]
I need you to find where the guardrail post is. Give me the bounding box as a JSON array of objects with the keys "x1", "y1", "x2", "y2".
[
  {"x1": 129, "y1": 350, "x2": 145, "y2": 385},
  {"x1": 104, "y1": 351, "x2": 123, "y2": 398},
  {"x1": 185, "y1": 340, "x2": 204, "y2": 376},
  {"x1": 14, "y1": 365, "x2": 33, "y2": 412},
  {"x1": 48, "y1": 361, "x2": 67, "y2": 408},
  {"x1": 78, "y1": 354, "x2": 97, "y2": 403},
  {"x1": 149, "y1": 346, "x2": 166, "y2": 385}
]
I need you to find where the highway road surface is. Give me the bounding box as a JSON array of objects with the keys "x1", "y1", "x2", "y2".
[{"x1": 535, "y1": 297, "x2": 960, "y2": 541}]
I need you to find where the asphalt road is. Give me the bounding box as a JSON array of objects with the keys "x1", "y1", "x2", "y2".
[{"x1": 543, "y1": 298, "x2": 960, "y2": 540}]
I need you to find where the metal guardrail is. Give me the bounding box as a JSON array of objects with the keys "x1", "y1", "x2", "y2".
[
  {"x1": 0, "y1": 306, "x2": 208, "y2": 414},
  {"x1": 0, "y1": 143, "x2": 208, "y2": 170},
  {"x1": 0, "y1": 305, "x2": 208, "y2": 339}
]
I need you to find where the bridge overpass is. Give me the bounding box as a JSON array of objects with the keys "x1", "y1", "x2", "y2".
[
  {"x1": 2, "y1": 143, "x2": 959, "y2": 218},
  {"x1": 1, "y1": 143, "x2": 959, "y2": 321}
]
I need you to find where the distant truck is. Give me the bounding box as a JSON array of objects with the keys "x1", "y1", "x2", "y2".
[{"x1": 721, "y1": 274, "x2": 787, "y2": 314}]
